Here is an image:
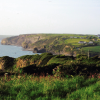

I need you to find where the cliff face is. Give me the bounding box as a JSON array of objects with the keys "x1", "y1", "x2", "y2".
[
  {"x1": 0, "y1": 55, "x2": 40, "y2": 71},
  {"x1": 1, "y1": 34, "x2": 45, "y2": 47},
  {"x1": 16, "y1": 58, "x2": 35, "y2": 68},
  {"x1": 0, "y1": 56, "x2": 15, "y2": 71},
  {"x1": 0, "y1": 34, "x2": 77, "y2": 56}
]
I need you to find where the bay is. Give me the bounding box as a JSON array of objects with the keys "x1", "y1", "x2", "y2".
[{"x1": 0, "y1": 40, "x2": 41, "y2": 58}]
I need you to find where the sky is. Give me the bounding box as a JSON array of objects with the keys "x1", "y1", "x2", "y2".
[{"x1": 0, "y1": 0, "x2": 100, "y2": 36}]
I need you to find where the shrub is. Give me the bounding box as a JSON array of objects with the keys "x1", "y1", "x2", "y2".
[{"x1": 40, "y1": 52, "x2": 53, "y2": 56}]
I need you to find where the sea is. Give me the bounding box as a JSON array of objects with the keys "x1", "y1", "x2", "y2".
[{"x1": 0, "y1": 39, "x2": 41, "y2": 58}]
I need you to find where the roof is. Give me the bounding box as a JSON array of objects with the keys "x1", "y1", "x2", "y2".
[
  {"x1": 78, "y1": 41, "x2": 85, "y2": 43},
  {"x1": 88, "y1": 41, "x2": 93, "y2": 43}
]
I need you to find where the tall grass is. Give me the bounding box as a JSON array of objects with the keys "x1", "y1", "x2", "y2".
[{"x1": 0, "y1": 72, "x2": 100, "y2": 100}]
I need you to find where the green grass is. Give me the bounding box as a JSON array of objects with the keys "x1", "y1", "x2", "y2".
[
  {"x1": 82, "y1": 46, "x2": 100, "y2": 52},
  {"x1": 57, "y1": 38, "x2": 90, "y2": 47},
  {"x1": 0, "y1": 73, "x2": 100, "y2": 100},
  {"x1": 65, "y1": 38, "x2": 89, "y2": 44},
  {"x1": 1, "y1": 53, "x2": 100, "y2": 99}
]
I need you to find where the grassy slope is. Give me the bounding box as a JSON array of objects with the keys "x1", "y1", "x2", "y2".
[
  {"x1": 0, "y1": 53, "x2": 100, "y2": 99},
  {"x1": 82, "y1": 46, "x2": 100, "y2": 52},
  {"x1": 31, "y1": 34, "x2": 100, "y2": 55},
  {"x1": 0, "y1": 74, "x2": 100, "y2": 100}
]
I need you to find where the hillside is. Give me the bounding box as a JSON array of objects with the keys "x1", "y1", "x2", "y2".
[
  {"x1": 1, "y1": 34, "x2": 100, "y2": 56},
  {"x1": 1, "y1": 53, "x2": 100, "y2": 99},
  {"x1": 0, "y1": 52, "x2": 100, "y2": 77}
]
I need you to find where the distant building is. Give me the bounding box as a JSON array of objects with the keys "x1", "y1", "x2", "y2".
[
  {"x1": 97, "y1": 34, "x2": 100, "y2": 38},
  {"x1": 70, "y1": 36, "x2": 73, "y2": 38},
  {"x1": 92, "y1": 39, "x2": 97, "y2": 41},
  {"x1": 88, "y1": 41, "x2": 93, "y2": 44},
  {"x1": 74, "y1": 37, "x2": 78, "y2": 38},
  {"x1": 80, "y1": 37, "x2": 84, "y2": 39},
  {"x1": 78, "y1": 41, "x2": 86, "y2": 44}
]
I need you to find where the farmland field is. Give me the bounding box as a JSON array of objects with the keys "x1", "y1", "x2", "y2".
[
  {"x1": 62, "y1": 39, "x2": 90, "y2": 46},
  {"x1": 82, "y1": 46, "x2": 100, "y2": 52}
]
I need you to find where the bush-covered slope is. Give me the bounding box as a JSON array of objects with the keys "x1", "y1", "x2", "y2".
[{"x1": 0, "y1": 53, "x2": 100, "y2": 79}]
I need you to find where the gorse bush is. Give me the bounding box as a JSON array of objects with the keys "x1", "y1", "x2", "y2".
[
  {"x1": 18, "y1": 55, "x2": 34, "y2": 60},
  {"x1": 40, "y1": 52, "x2": 53, "y2": 56}
]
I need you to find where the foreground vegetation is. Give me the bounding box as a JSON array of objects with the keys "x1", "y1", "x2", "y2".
[{"x1": 1, "y1": 52, "x2": 100, "y2": 99}]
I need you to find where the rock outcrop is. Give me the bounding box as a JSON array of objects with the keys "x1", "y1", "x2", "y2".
[
  {"x1": 0, "y1": 56, "x2": 15, "y2": 71},
  {"x1": 16, "y1": 58, "x2": 34, "y2": 68},
  {"x1": 33, "y1": 48, "x2": 38, "y2": 53},
  {"x1": 33, "y1": 48, "x2": 46, "y2": 53},
  {"x1": 1, "y1": 34, "x2": 45, "y2": 46}
]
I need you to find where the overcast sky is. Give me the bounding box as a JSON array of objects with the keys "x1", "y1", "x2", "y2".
[{"x1": 0, "y1": 0, "x2": 100, "y2": 36}]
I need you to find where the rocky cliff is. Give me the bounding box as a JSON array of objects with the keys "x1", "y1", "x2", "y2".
[
  {"x1": 1, "y1": 34, "x2": 77, "y2": 56},
  {"x1": 0, "y1": 56, "x2": 15, "y2": 71},
  {"x1": 1, "y1": 34, "x2": 45, "y2": 46},
  {"x1": 0, "y1": 54, "x2": 53, "y2": 71}
]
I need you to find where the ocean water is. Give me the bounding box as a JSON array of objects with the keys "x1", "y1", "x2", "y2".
[{"x1": 0, "y1": 40, "x2": 41, "y2": 58}]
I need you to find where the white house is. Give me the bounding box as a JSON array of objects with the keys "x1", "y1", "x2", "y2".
[
  {"x1": 97, "y1": 34, "x2": 100, "y2": 38},
  {"x1": 74, "y1": 37, "x2": 78, "y2": 38},
  {"x1": 78, "y1": 41, "x2": 86, "y2": 44},
  {"x1": 70, "y1": 36, "x2": 73, "y2": 38},
  {"x1": 88, "y1": 41, "x2": 93, "y2": 44}
]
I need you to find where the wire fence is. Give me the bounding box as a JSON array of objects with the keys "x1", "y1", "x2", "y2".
[{"x1": 77, "y1": 49, "x2": 100, "y2": 57}]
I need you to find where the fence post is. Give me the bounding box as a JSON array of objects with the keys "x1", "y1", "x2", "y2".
[
  {"x1": 88, "y1": 49, "x2": 89, "y2": 59},
  {"x1": 81, "y1": 48, "x2": 82, "y2": 55},
  {"x1": 59, "y1": 50, "x2": 60, "y2": 55}
]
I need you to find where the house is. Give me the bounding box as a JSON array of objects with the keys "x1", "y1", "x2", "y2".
[
  {"x1": 74, "y1": 37, "x2": 78, "y2": 38},
  {"x1": 97, "y1": 34, "x2": 100, "y2": 38},
  {"x1": 80, "y1": 37, "x2": 84, "y2": 39},
  {"x1": 88, "y1": 41, "x2": 93, "y2": 44},
  {"x1": 92, "y1": 39, "x2": 98, "y2": 41},
  {"x1": 70, "y1": 36, "x2": 73, "y2": 38},
  {"x1": 98, "y1": 34, "x2": 100, "y2": 37},
  {"x1": 78, "y1": 41, "x2": 86, "y2": 44}
]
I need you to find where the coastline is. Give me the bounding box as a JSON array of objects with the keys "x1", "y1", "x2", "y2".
[
  {"x1": 0, "y1": 40, "x2": 77, "y2": 56},
  {"x1": 22, "y1": 48, "x2": 33, "y2": 51},
  {"x1": 20, "y1": 47, "x2": 77, "y2": 56}
]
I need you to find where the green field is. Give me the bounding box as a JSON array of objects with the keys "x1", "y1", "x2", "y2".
[
  {"x1": 37, "y1": 33, "x2": 94, "y2": 38},
  {"x1": 65, "y1": 38, "x2": 89, "y2": 43},
  {"x1": 60, "y1": 38, "x2": 90, "y2": 47},
  {"x1": 82, "y1": 46, "x2": 100, "y2": 52}
]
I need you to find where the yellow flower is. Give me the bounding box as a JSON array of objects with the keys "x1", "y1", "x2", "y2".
[{"x1": 71, "y1": 75, "x2": 73, "y2": 78}]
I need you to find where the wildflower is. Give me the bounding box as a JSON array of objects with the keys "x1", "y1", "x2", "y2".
[
  {"x1": 92, "y1": 75, "x2": 94, "y2": 78},
  {"x1": 71, "y1": 75, "x2": 73, "y2": 78},
  {"x1": 4, "y1": 73, "x2": 8, "y2": 78},
  {"x1": 18, "y1": 75, "x2": 21, "y2": 79}
]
